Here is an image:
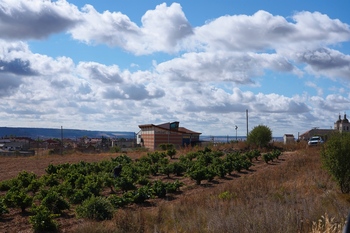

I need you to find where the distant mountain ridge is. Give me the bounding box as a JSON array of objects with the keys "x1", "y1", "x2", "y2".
[{"x1": 0, "y1": 127, "x2": 135, "y2": 139}]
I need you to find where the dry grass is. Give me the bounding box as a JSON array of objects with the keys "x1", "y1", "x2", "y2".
[
  {"x1": 311, "y1": 213, "x2": 346, "y2": 233},
  {"x1": 69, "y1": 146, "x2": 350, "y2": 233}
]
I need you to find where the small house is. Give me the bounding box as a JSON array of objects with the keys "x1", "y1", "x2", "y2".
[{"x1": 283, "y1": 134, "x2": 295, "y2": 144}]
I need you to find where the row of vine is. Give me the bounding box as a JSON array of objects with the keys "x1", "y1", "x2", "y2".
[{"x1": 0, "y1": 146, "x2": 281, "y2": 232}]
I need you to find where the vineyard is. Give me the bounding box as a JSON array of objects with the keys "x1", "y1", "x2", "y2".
[{"x1": 0, "y1": 142, "x2": 349, "y2": 232}]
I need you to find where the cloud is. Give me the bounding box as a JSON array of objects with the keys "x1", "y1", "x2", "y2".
[
  {"x1": 253, "y1": 93, "x2": 309, "y2": 113},
  {"x1": 103, "y1": 84, "x2": 165, "y2": 100},
  {"x1": 0, "y1": 74, "x2": 22, "y2": 97},
  {"x1": 305, "y1": 81, "x2": 324, "y2": 96},
  {"x1": 70, "y1": 3, "x2": 193, "y2": 55},
  {"x1": 193, "y1": 10, "x2": 296, "y2": 52},
  {"x1": 77, "y1": 62, "x2": 123, "y2": 84},
  {"x1": 0, "y1": 58, "x2": 36, "y2": 75},
  {"x1": 296, "y1": 48, "x2": 350, "y2": 80},
  {"x1": 140, "y1": 3, "x2": 193, "y2": 52},
  {"x1": 193, "y1": 10, "x2": 350, "y2": 53},
  {"x1": 0, "y1": 0, "x2": 81, "y2": 40},
  {"x1": 156, "y1": 51, "x2": 300, "y2": 84},
  {"x1": 292, "y1": 11, "x2": 350, "y2": 44},
  {"x1": 69, "y1": 4, "x2": 140, "y2": 48}
]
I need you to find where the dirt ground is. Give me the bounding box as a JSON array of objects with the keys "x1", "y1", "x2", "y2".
[{"x1": 0, "y1": 151, "x2": 294, "y2": 233}]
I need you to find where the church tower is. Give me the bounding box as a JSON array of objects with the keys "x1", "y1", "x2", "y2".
[{"x1": 334, "y1": 113, "x2": 350, "y2": 133}]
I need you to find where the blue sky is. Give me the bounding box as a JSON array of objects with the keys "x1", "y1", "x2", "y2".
[{"x1": 1, "y1": 0, "x2": 350, "y2": 137}]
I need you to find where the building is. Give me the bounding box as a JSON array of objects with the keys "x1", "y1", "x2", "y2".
[
  {"x1": 299, "y1": 128, "x2": 335, "y2": 141},
  {"x1": 299, "y1": 113, "x2": 350, "y2": 141},
  {"x1": 283, "y1": 134, "x2": 295, "y2": 144},
  {"x1": 334, "y1": 113, "x2": 350, "y2": 133},
  {"x1": 138, "y1": 121, "x2": 201, "y2": 150}
]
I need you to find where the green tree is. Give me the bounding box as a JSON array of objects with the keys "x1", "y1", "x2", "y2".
[
  {"x1": 247, "y1": 125, "x2": 272, "y2": 148},
  {"x1": 321, "y1": 132, "x2": 350, "y2": 193},
  {"x1": 76, "y1": 195, "x2": 114, "y2": 221}
]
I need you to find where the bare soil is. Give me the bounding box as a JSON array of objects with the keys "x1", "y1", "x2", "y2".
[{"x1": 0, "y1": 151, "x2": 295, "y2": 233}]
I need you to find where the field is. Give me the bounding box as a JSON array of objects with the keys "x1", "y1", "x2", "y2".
[{"x1": 0, "y1": 142, "x2": 349, "y2": 233}]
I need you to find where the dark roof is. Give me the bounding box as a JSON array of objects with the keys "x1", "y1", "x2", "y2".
[
  {"x1": 177, "y1": 127, "x2": 201, "y2": 135},
  {"x1": 138, "y1": 122, "x2": 201, "y2": 135}
]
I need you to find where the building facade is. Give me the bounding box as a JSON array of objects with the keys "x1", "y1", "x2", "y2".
[
  {"x1": 283, "y1": 134, "x2": 295, "y2": 144},
  {"x1": 138, "y1": 121, "x2": 201, "y2": 150},
  {"x1": 299, "y1": 113, "x2": 349, "y2": 141},
  {"x1": 334, "y1": 113, "x2": 350, "y2": 133}
]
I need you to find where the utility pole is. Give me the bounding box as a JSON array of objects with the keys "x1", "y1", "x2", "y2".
[
  {"x1": 235, "y1": 125, "x2": 238, "y2": 142},
  {"x1": 61, "y1": 126, "x2": 63, "y2": 155},
  {"x1": 246, "y1": 109, "x2": 249, "y2": 137}
]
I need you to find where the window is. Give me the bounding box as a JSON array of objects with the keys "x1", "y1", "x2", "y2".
[{"x1": 170, "y1": 122, "x2": 179, "y2": 130}]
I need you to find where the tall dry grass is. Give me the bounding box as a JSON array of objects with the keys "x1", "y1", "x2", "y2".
[{"x1": 72, "y1": 146, "x2": 349, "y2": 233}]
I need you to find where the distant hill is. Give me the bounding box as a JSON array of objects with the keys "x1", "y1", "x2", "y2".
[{"x1": 0, "y1": 127, "x2": 135, "y2": 139}]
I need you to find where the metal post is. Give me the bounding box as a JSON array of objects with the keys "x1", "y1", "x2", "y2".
[
  {"x1": 235, "y1": 125, "x2": 238, "y2": 141},
  {"x1": 61, "y1": 126, "x2": 63, "y2": 155},
  {"x1": 246, "y1": 109, "x2": 249, "y2": 137}
]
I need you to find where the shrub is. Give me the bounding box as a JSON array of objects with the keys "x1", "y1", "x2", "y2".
[
  {"x1": 27, "y1": 179, "x2": 43, "y2": 193},
  {"x1": 152, "y1": 180, "x2": 167, "y2": 198},
  {"x1": 187, "y1": 164, "x2": 209, "y2": 185},
  {"x1": 321, "y1": 132, "x2": 350, "y2": 193},
  {"x1": 147, "y1": 151, "x2": 167, "y2": 164},
  {"x1": 16, "y1": 171, "x2": 38, "y2": 188},
  {"x1": 4, "y1": 188, "x2": 33, "y2": 212},
  {"x1": 108, "y1": 194, "x2": 132, "y2": 208},
  {"x1": 39, "y1": 174, "x2": 60, "y2": 187},
  {"x1": 212, "y1": 157, "x2": 227, "y2": 178},
  {"x1": 137, "y1": 176, "x2": 150, "y2": 186},
  {"x1": 166, "y1": 148, "x2": 177, "y2": 159},
  {"x1": 132, "y1": 185, "x2": 152, "y2": 204},
  {"x1": 110, "y1": 146, "x2": 121, "y2": 153},
  {"x1": 159, "y1": 143, "x2": 174, "y2": 151},
  {"x1": 218, "y1": 191, "x2": 237, "y2": 201},
  {"x1": 272, "y1": 149, "x2": 282, "y2": 159},
  {"x1": 171, "y1": 161, "x2": 186, "y2": 176},
  {"x1": 252, "y1": 149, "x2": 261, "y2": 160},
  {"x1": 247, "y1": 125, "x2": 272, "y2": 148},
  {"x1": 29, "y1": 205, "x2": 59, "y2": 232},
  {"x1": 159, "y1": 162, "x2": 173, "y2": 178},
  {"x1": 159, "y1": 143, "x2": 177, "y2": 159},
  {"x1": 0, "y1": 179, "x2": 13, "y2": 191},
  {"x1": 40, "y1": 189, "x2": 70, "y2": 214},
  {"x1": 68, "y1": 189, "x2": 92, "y2": 204},
  {"x1": 0, "y1": 198, "x2": 9, "y2": 217},
  {"x1": 45, "y1": 164, "x2": 58, "y2": 175},
  {"x1": 166, "y1": 180, "x2": 184, "y2": 193},
  {"x1": 115, "y1": 176, "x2": 136, "y2": 193},
  {"x1": 102, "y1": 173, "x2": 116, "y2": 193},
  {"x1": 262, "y1": 153, "x2": 273, "y2": 164},
  {"x1": 244, "y1": 151, "x2": 255, "y2": 162},
  {"x1": 76, "y1": 195, "x2": 114, "y2": 221}
]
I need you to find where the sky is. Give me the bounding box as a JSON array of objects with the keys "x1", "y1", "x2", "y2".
[{"x1": 1, "y1": 0, "x2": 350, "y2": 137}]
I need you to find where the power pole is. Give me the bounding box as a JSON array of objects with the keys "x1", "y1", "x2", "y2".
[
  {"x1": 246, "y1": 109, "x2": 249, "y2": 137},
  {"x1": 61, "y1": 126, "x2": 63, "y2": 155},
  {"x1": 235, "y1": 125, "x2": 238, "y2": 141}
]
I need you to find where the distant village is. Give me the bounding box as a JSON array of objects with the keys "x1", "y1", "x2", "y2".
[
  {"x1": 0, "y1": 136, "x2": 136, "y2": 156},
  {"x1": 1, "y1": 114, "x2": 349, "y2": 156}
]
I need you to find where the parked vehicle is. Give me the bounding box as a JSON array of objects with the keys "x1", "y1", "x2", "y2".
[{"x1": 308, "y1": 136, "x2": 324, "y2": 146}]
